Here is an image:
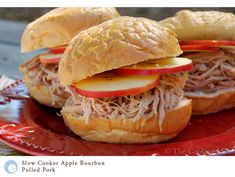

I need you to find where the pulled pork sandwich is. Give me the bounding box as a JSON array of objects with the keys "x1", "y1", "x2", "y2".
[
  {"x1": 19, "y1": 7, "x2": 120, "y2": 108},
  {"x1": 161, "y1": 10, "x2": 235, "y2": 115},
  {"x1": 58, "y1": 16, "x2": 193, "y2": 144}
]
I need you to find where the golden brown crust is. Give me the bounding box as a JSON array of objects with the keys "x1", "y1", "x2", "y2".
[
  {"x1": 59, "y1": 16, "x2": 182, "y2": 85},
  {"x1": 62, "y1": 99, "x2": 192, "y2": 144},
  {"x1": 21, "y1": 7, "x2": 120, "y2": 53},
  {"x1": 185, "y1": 89, "x2": 235, "y2": 115},
  {"x1": 24, "y1": 72, "x2": 61, "y2": 108},
  {"x1": 160, "y1": 10, "x2": 235, "y2": 41}
]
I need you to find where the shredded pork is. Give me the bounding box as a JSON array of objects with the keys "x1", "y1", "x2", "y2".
[
  {"x1": 62, "y1": 73, "x2": 187, "y2": 131},
  {"x1": 183, "y1": 50, "x2": 235, "y2": 93},
  {"x1": 21, "y1": 56, "x2": 188, "y2": 130},
  {"x1": 20, "y1": 57, "x2": 69, "y2": 107}
]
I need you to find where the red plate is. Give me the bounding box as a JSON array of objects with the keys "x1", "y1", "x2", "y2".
[{"x1": 0, "y1": 81, "x2": 235, "y2": 156}]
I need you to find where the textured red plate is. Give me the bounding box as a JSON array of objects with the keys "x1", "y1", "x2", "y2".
[{"x1": 0, "y1": 81, "x2": 235, "y2": 156}]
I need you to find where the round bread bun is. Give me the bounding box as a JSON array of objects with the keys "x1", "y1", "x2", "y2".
[
  {"x1": 160, "y1": 10, "x2": 235, "y2": 41},
  {"x1": 62, "y1": 99, "x2": 192, "y2": 144},
  {"x1": 58, "y1": 16, "x2": 182, "y2": 86},
  {"x1": 21, "y1": 7, "x2": 120, "y2": 53},
  {"x1": 185, "y1": 88, "x2": 235, "y2": 115},
  {"x1": 24, "y1": 71, "x2": 62, "y2": 108}
]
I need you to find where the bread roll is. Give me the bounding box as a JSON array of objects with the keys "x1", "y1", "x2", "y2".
[
  {"x1": 59, "y1": 16, "x2": 182, "y2": 85},
  {"x1": 20, "y1": 7, "x2": 120, "y2": 108},
  {"x1": 21, "y1": 7, "x2": 120, "y2": 53},
  {"x1": 63, "y1": 99, "x2": 192, "y2": 143},
  {"x1": 161, "y1": 10, "x2": 235, "y2": 115},
  {"x1": 185, "y1": 88, "x2": 235, "y2": 115},
  {"x1": 160, "y1": 10, "x2": 235, "y2": 41}
]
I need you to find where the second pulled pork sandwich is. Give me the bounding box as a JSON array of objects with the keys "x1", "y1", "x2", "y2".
[
  {"x1": 59, "y1": 16, "x2": 193, "y2": 144},
  {"x1": 19, "y1": 7, "x2": 120, "y2": 108},
  {"x1": 161, "y1": 10, "x2": 235, "y2": 115}
]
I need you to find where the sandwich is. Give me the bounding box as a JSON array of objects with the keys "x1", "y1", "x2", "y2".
[
  {"x1": 161, "y1": 10, "x2": 235, "y2": 115},
  {"x1": 19, "y1": 7, "x2": 120, "y2": 108},
  {"x1": 58, "y1": 16, "x2": 193, "y2": 144}
]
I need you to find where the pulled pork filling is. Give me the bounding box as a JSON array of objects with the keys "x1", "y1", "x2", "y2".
[
  {"x1": 21, "y1": 57, "x2": 69, "y2": 107},
  {"x1": 62, "y1": 73, "x2": 187, "y2": 131},
  {"x1": 183, "y1": 50, "x2": 235, "y2": 93}
]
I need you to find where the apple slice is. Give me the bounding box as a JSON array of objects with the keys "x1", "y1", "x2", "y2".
[
  {"x1": 49, "y1": 46, "x2": 66, "y2": 54},
  {"x1": 39, "y1": 53, "x2": 63, "y2": 64},
  {"x1": 180, "y1": 45, "x2": 220, "y2": 52},
  {"x1": 73, "y1": 72, "x2": 160, "y2": 98},
  {"x1": 115, "y1": 57, "x2": 192, "y2": 76}
]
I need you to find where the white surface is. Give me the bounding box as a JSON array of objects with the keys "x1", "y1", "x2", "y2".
[{"x1": 0, "y1": 156, "x2": 233, "y2": 177}]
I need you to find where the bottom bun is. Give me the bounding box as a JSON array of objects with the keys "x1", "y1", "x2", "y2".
[
  {"x1": 62, "y1": 99, "x2": 192, "y2": 144},
  {"x1": 185, "y1": 88, "x2": 235, "y2": 115},
  {"x1": 24, "y1": 73, "x2": 60, "y2": 108}
]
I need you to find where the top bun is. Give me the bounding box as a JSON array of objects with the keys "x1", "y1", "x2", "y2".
[
  {"x1": 59, "y1": 16, "x2": 182, "y2": 85},
  {"x1": 160, "y1": 10, "x2": 235, "y2": 41},
  {"x1": 21, "y1": 7, "x2": 120, "y2": 53}
]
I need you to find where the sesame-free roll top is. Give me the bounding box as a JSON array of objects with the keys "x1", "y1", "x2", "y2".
[
  {"x1": 58, "y1": 16, "x2": 182, "y2": 86},
  {"x1": 21, "y1": 7, "x2": 120, "y2": 53},
  {"x1": 160, "y1": 10, "x2": 235, "y2": 41}
]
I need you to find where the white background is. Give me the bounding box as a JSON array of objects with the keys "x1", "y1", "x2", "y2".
[{"x1": 0, "y1": 156, "x2": 235, "y2": 177}]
